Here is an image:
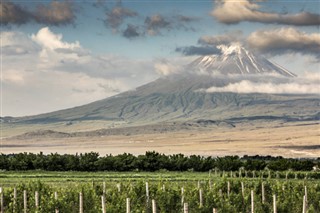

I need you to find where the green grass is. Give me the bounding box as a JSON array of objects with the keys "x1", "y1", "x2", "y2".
[
  {"x1": 0, "y1": 171, "x2": 212, "y2": 186},
  {"x1": 0, "y1": 170, "x2": 319, "y2": 186}
]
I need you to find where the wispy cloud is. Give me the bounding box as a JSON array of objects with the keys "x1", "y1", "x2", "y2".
[
  {"x1": 175, "y1": 45, "x2": 221, "y2": 56},
  {"x1": 212, "y1": 0, "x2": 320, "y2": 26},
  {"x1": 153, "y1": 58, "x2": 185, "y2": 76},
  {"x1": 101, "y1": 4, "x2": 198, "y2": 39},
  {"x1": 198, "y1": 31, "x2": 243, "y2": 46},
  {"x1": 143, "y1": 14, "x2": 198, "y2": 36},
  {"x1": 145, "y1": 14, "x2": 171, "y2": 36},
  {"x1": 122, "y1": 24, "x2": 141, "y2": 39},
  {"x1": 104, "y1": 6, "x2": 138, "y2": 31}
]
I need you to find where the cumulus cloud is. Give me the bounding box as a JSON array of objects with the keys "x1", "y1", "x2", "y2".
[
  {"x1": 104, "y1": 6, "x2": 137, "y2": 31},
  {"x1": 1, "y1": 27, "x2": 160, "y2": 116},
  {"x1": 0, "y1": 1, "x2": 76, "y2": 26},
  {"x1": 247, "y1": 28, "x2": 320, "y2": 60},
  {"x1": 212, "y1": 0, "x2": 320, "y2": 26},
  {"x1": 175, "y1": 45, "x2": 221, "y2": 56},
  {"x1": 31, "y1": 27, "x2": 80, "y2": 50}
]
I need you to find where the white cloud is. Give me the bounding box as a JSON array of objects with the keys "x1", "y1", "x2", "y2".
[
  {"x1": 204, "y1": 75, "x2": 320, "y2": 94},
  {"x1": 1, "y1": 31, "x2": 40, "y2": 55},
  {"x1": 2, "y1": 71, "x2": 128, "y2": 116},
  {"x1": 1, "y1": 27, "x2": 159, "y2": 116},
  {"x1": 153, "y1": 57, "x2": 192, "y2": 76},
  {"x1": 303, "y1": 71, "x2": 320, "y2": 82},
  {"x1": 31, "y1": 27, "x2": 80, "y2": 50},
  {"x1": 154, "y1": 59, "x2": 181, "y2": 76}
]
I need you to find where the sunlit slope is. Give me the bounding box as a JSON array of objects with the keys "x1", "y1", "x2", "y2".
[{"x1": 11, "y1": 74, "x2": 319, "y2": 124}]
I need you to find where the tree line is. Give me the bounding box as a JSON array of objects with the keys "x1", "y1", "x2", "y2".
[{"x1": 0, "y1": 152, "x2": 318, "y2": 172}]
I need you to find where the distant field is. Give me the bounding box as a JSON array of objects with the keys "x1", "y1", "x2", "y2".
[
  {"x1": 0, "y1": 171, "x2": 211, "y2": 186},
  {"x1": 1, "y1": 121, "x2": 319, "y2": 158},
  {"x1": 0, "y1": 170, "x2": 319, "y2": 185}
]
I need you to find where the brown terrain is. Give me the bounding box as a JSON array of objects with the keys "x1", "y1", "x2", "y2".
[{"x1": 1, "y1": 120, "x2": 319, "y2": 158}]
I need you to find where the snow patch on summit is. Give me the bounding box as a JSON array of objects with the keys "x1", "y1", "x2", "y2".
[{"x1": 190, "y1": 44, "x2": 296, "y2": 77}]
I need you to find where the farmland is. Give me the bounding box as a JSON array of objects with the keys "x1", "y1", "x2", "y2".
[{"x1": 0, "y1": 171, "x2": 319, "y2": 212}]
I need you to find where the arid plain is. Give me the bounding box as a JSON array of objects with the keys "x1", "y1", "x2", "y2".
[{"x1": 2, "y1": 121, "x2": 319, "y2": 158}]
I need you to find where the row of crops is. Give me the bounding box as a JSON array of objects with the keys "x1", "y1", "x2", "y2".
[{"x1": 0, "y1": 177, "x2": 319, "y2": 213}]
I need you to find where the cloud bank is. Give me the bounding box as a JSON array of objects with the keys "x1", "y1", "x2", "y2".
[
  {"x1": 212, "y1": 0, "x2": 320, "y2": 26},
  {"x1": 204, "y1": 73, "x2": 320, "y2": 94}
]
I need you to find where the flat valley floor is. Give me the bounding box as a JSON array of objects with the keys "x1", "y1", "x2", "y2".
[{"x1": 1, "y1": 121, "x2": 319, "y2": 158}]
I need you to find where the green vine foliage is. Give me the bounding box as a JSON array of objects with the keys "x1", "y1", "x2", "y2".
[{"x1": 0, "y1": 179, "x2": 319, "y2": 212}]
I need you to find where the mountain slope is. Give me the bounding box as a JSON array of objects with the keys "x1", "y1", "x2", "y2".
[
  {"x1": 13, "y1": 74, "x2": 319, "y2": 125},
  {"x1": 190, "y1": 44, "x2": 296, "y2": 77},
  {"x1": 9, "y1": 44, "x2": 319, "y2": 125}
]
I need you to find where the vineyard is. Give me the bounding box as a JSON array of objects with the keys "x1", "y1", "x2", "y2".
[{"x1": 0, "y1": 171, "x2": 319, "y2": 212}]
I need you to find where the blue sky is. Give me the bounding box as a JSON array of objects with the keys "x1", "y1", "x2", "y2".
[{"x1": 1, "y1": 0, "x2": 320, "y2": 116}]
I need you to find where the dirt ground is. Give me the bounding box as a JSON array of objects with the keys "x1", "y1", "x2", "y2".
[{"x1": 1, "y1": 121, "x2": 319, "y2": 158}]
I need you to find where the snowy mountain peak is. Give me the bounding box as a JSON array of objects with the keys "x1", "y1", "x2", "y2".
[
  {"x1": 190, "y1": 44, "x2": 296, "y2": 77},
  {"x1": 218, "y1": 43, "x2": 243, "y2": 56}
]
